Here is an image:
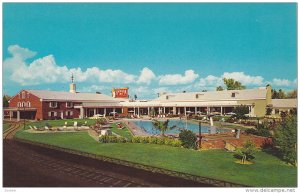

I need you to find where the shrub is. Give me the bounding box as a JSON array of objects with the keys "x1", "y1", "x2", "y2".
[
  {"x1": 179, "y1": 130, "x2": 197, "y2": 149},
  {"x1": 140, "y1": 137, "x2": 150, "y2": 144},
  {"x1": 156, "y1": 137, "x2": 165, "y2": 145},
  {"x1": 131, "y1": 136, "x2": 142, "y2": 143},
  {"x1": 245, "y1": 123, "x2": 271, "y2": 137},
  {"x1": 99, "y1": 135, "x2": 109, "y2": 143},
  {"x1": 233, "y1": 105, "x2": 250, "y2": 120},
  {"x1": 234, "y1": 140, "x2": 256, "y2": 163},
  {"x1": 164, "y1": 138, "x2": 173, "y2": 146},
  {"x1": 171, "y1": 140, "x2": 182, "y2": 147},
  {"x1": 108, "y1": 135, "x2": 118, "y2": 143},
  {"x1": 149, "y1": 137, "x2": 158, "y2": 144},
  {"x1": 117, "y1": 136, "x2": 127, "y2": 143}
]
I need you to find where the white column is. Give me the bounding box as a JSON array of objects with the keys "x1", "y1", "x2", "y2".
[
  {"x1": 9, "y1": 111, "x2": 12, "y2": 120},
  {"x1": 94, "y1": 108, "x2": 96, "y2": 116},
  {"x1": 104, "y1": 108, "x2": 107, "y2": 116},
  {"x1": 148, "y1": 107, "x2": 150, "y2": 115},
  {"x1": 17, "y1": 111, "x2": 20, "y2": 122},
  {"x1": 163, "y1": 107, "x2": 165, "y2": 114},
  {"x1": 133, "y1": 107, "x2": 136, "y2": 115},
  {"x1": 173, "y1": 107, "x2": 176, "y2": 115},
  {"x1": 80, "y1": 107, "x2": 84, "y2": 119},
  {"x1": 137, "y1": 107, "x2": 140, "y2": 116},
  {"x1": 195, "y1": 107, "x2": 197, "y2": 114},
  {"x1": 207, "y1": 107, "x2": 210, "y2": 115},
  {"x1": 221, "y1": 106, "x2": 223, "y2": 115},
  {"x1": 184, "y1": 107, "x2": 187, "y2": 116}
]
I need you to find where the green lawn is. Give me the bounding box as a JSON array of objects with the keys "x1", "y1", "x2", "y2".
[
  {"x1": 110, "y1": 123, "x2": 133, "y2": 140},
  {"x1": 3, "y1": 123, "x2": 11, "y2": 131},
  {"x1": 14, "y1": 128, "x2": 297, "y2": 187}
]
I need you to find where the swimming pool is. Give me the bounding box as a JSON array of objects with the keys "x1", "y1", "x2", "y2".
[{"x1": 130, "y1": 119, "x2": 227, "y2": 135}]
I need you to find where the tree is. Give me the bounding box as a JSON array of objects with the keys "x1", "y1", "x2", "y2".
[
  {"x1": 273, "y1": 115, "x2": 297, "y2": 166},
  {"x1": 233, "y1": 105, "x2": 249, "y2": 120},
  {"x1": 3, "y1": 95, "x2": 10, "y2": 107},
  {"x1": 223, "y1": 78, "x2": 246, "y2": 90},
  {"x1": 286, "y1": 90, "x2": 297, "y2": 98},
  {"x1": 134, "y1": 94, "x2": 137, "y2": 100},
  {"x1": 266, "y1": 107, "x2": 272, "y2": 115},
  {"x1": 272, "y1": 89, "x2": 279, "y2": 99},
  {"x1": 234, "y1": 140, "x2": 257, "y2": 164},
  {"x1": 278, "y1": 89, "x2": 286, "y2": 99},
  {"x1": 179, "y1": 129, "x2": 197, "y2": 149},
  {"x1": 152, "y1": 119, "x2": 176, "y2": 136},
  {"x1": 216, "y1": 86, "x2": 224, "y2": 91}
]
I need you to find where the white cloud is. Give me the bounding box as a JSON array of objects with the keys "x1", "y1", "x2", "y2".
[
  {"x1": 198, "y1": 75, "x2": 223, "y2": 87},
  {"x1": 222, "y1": 72, "x2": 264, "y2": 85},
  {"x1": 137, "y1": 67, "x2": 156, "y2": 85},
  {"x1": 8, "y1": 44, "x2": 37, "y2": 60},
  {"x1": 158, "y1": 70, "x2": 199, "y2": 85},
  {"x1": 4, "y1": 45, "x2": 138, "y2": 86},
  {"x1": 272, "y1": 78, "x2": 292, "y2": 87}
]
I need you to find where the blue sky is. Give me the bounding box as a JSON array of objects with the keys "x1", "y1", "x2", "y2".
[{"x1": 3, "y1": 3, "x2": 297, "y2": 99}]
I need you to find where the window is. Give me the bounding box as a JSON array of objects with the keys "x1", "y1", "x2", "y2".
[
  {"x1": 27, "y1": 102, "x2": 31, "y2": 107},
  {"x1": 48, "y1": 111, "x2": 57, "y2": 117},
  {"x1": 231, "y1": 93, "x2": 236, "y2": 98},
  {"x1": 166, "y1": 96, "x2": 169, "y2": 100},
  {"x1": 22, "y1": 91, "x2": 26, "y2": 99},
  {"x1": 66, "y1": 102, "x2": 73, "y2": 108},
  {"x1": 17, "y1": 102, "x2": 21, "y2": 107},
  {"x1": 65, "y1": 111, "x2": 73, "y2": 116},
  {"x1": 22, "y1": 102, "x2": 25, "y2": 107},
  {"x1": 49, "y1": 102, "x2": 58, "y2": 108}
]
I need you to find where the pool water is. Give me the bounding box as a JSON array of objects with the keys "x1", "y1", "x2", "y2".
[{"x1": 130, "y1": 120, "x2": 227, "y2": 135}]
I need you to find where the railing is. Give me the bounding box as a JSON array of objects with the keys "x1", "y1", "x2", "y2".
[{"x1": 14, "y1": 137, "x2": 248, "y2": 187}]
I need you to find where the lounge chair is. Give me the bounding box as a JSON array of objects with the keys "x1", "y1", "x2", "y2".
[
  {"x1": 29, "y1": 125, "x2": 34, "y2": 130},
  {"x1": 33, "y1": 126, "x2": 38, "y2": 130},
  {"x1": 45, "y1": 126, "x2": 49, "y2": 130},
  {"x1": 50, "y1": 127, "x2": 56, "y2": 131},
  {"x1": 58, "y1": 127, "x2": 64, "y2": 131}
]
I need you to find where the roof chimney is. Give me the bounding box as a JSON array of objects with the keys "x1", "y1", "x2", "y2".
[{"x1": 69, "y1": 73, "x2": 76, "y2": 93}]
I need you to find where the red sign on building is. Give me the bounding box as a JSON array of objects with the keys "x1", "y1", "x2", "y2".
[{"x1": 112, "y1": 88, "x2": 129, "y2": 98}]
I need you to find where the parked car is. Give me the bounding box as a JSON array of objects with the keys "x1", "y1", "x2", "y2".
[{"x1": 225, "y1": 112, "x2": 236, "y2": 116}]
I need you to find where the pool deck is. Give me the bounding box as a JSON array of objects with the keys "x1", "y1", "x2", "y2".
[{"x1": 123, "y1": 120, "x2": 151, "y2": 136}]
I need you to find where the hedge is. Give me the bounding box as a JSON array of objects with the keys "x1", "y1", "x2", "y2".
[{"x1": 99, "y1": 135, "x2": 181, "y2": 147}]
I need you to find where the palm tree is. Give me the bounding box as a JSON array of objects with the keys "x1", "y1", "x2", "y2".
[{"x1": 152, "y1": 119, "x2": 176, "y2": 136}]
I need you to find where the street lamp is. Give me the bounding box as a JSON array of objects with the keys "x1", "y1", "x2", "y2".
[{"x1": 198, "y1": 121, "x2": 202, "y2": 149}]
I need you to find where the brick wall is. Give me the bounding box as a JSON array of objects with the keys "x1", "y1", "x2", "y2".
[
  {"x1": 9, "y1": 90, "x2": 43, "y2": 120},
  {"x1": 42, "y1": 101, "x2": 81, "y2": 120}
]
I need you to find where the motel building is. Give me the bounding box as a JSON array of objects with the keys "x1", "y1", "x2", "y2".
[{"x1": 4, "y1": 80, "x2": 297, "y2": 121}]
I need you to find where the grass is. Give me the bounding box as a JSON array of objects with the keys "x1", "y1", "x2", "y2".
[
  {"x1": 110, "y1": 123, "x2": 133, "y2": 140},
  {"x1": 3, "y1": 123, "x2": 11, "y2": 131},
  {"x1": 14, "y1": 127, "x2": 297, "y2": 187}
]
